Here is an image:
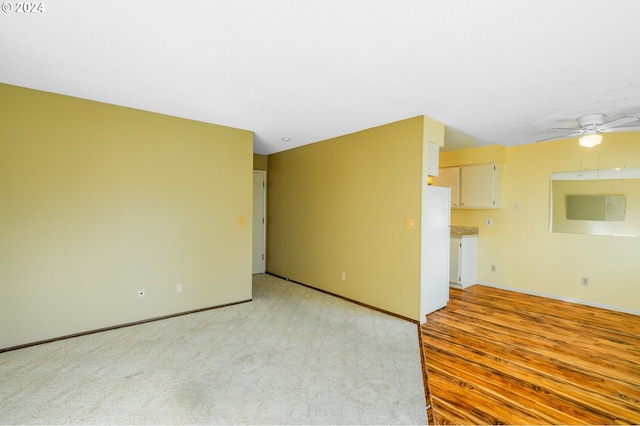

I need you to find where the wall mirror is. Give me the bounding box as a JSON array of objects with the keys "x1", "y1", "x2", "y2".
[{"x1": 550, "y1": 168, "x2": 640, "y2": 236}]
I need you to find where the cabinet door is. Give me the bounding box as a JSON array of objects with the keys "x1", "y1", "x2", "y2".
[
  {"x1": 432, "y1": 167, "x2": 460, "y2": 208},
  {"x1": 458, "y1": 236, "x2": 478, "y2": 287},
  {"x1": 460, "y1": 163, "x2": 501, "y2": 208},
  {"x1": 449, "y1": 238, "x2": 461, "y2": 284}
]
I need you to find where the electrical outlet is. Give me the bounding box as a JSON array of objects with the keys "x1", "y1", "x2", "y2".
[
  {"x1": 176, "y1": 283, "x2": 183, "y2": 294},
  {"x1": 581, "y1": 276, "x2": 590, "y2": 286},
  {"x1": 341, "y1": 272, "x2": 346, "y2": 281},
  {"x1": 138, "y1": 288, "x2": 145, "y2": 299}
]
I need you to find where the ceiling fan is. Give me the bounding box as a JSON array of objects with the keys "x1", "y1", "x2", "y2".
[{"x1": 539, "y1": 113, "x2": 640, "y2": 147}]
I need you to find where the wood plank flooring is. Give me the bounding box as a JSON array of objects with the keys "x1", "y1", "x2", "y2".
[{"x1": 421, "y1": 285, "x2": 640, "y2": 425}]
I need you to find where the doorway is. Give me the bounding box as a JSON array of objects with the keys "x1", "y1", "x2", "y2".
[{"x1": 252, "y1": 171, "x2": 266, "y2": 274}]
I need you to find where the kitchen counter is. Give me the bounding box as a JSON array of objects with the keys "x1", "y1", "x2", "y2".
[{"x1": 450, "y1": 226, "x2": 479, "y2": 237}]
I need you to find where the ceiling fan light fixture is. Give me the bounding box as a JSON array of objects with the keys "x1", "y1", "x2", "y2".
[{"x1": 579, "y1": 133, "x2": 602, "y2": 148}]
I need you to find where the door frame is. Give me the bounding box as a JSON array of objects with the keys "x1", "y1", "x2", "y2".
[{"x1": 252, "y1": 170, "x2": 267, "y2": 274}]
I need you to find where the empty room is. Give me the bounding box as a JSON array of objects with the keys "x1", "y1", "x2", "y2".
[{"x1": 2, "y1": 1, "x2": 640, "y2": 425}]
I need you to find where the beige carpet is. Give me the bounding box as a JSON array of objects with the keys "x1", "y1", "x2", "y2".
[{"x1": 0, "y1": 274, "x2": 428, "y2": 425}]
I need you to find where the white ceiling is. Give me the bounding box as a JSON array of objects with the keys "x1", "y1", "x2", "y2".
[{"x1": 2, "y1": 0, "x2": 640, "y2": 154}]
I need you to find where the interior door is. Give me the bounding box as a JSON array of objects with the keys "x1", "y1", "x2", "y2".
[{"x1": 252, "y1": 171, "x2": 266, "y2": 274}]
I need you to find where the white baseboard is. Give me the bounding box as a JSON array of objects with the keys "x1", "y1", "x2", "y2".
[{"x1": 475, "y1": 281, "x2": 640, "y2": 316}]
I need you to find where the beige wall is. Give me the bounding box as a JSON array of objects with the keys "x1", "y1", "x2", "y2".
[
  {"x1": 0, "y1": 84, "x2": 254, "y2": 349},
  {"x1": 441, "y1": 134, "x2": 640, "y2": 313},
  {"x1": 266, "y1": 116, "x2": 429, "y2": 320}
]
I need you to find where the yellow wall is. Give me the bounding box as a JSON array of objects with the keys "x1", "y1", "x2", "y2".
[
  {"x1": 253, "y1": 154, "x2": 268, "y2": 171},
  {"x1": 267, "y1": 116, "x2": 429, "y2": 320},
  {"x1": 440, "y1": 144, "x2": 505, "y2": 167},
  {"x1": 444, "y1": 133, "x2": 640, "y2": 313},
  {"x1": 0, "y1": 84, "x2": 254, "y2": 349}
]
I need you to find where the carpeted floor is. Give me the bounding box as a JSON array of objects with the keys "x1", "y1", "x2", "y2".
[{"x1": 0, "y1": 274, "x2": 427, "y2": 425}]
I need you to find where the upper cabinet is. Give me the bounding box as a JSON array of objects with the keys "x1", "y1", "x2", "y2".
[
  {"x1": 460, "y1": 163, "x2": 503, "y2": 208},
  {"x1": 433, "y1": 166, "x2": 461, "y2": 207},
  {"x1": 427, "y1": 142, "x2": 440, "y2": 177},
  {"x1": 432, "y1": 163, "x2": 503, "y2": 209}
]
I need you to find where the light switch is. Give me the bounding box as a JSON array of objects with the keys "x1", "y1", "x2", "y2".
[
  {"x1": 238, "y1": 217, "x2": 245, "y2": 227},
  {"x1": 405, "y1": 218, "x2": 416, "y2": 230}
]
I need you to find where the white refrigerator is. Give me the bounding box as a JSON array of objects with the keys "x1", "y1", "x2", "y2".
[{"x1": 420, "y1": 185, "x2": 451, "y2": 322}]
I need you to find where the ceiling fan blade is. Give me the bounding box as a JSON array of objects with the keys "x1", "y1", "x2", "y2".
[
  {"x1": 598, "y1": 116, "x2": 640, "y2": 130},
  {"x1": 599, "y1": 125, "x2": 640, "y2": 134},
  {"x1": 537, "y1": 131, "x2": 582, "y2": 142}
]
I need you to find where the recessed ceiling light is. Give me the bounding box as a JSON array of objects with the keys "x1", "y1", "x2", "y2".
[{"x1": 281, "y1": 137, "x2": 291, "y2": 142}]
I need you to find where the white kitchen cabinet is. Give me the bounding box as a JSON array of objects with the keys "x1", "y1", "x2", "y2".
[
  {"x1": 449, "y1": 235, "x2": 478, "y2": 288},
  {"x1": 431, "y1": 166, "x2": 460, "y2": 207},
  {"x1": 432, "y1": 163, "x2": 502, "y2": 209},
  {"x1": 460, "y1": 163, "x2": 502, "y2": 208},
  {"x1": 427, "y1": 142, "x2": 440, "y2": 176}
]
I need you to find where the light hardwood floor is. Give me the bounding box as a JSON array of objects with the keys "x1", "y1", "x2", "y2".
[{"x1": 421, "y1": 285, "x2": 640, "y2": 425}]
